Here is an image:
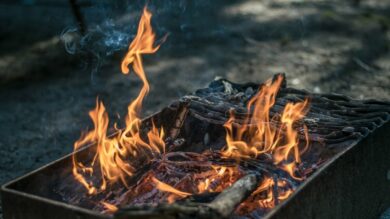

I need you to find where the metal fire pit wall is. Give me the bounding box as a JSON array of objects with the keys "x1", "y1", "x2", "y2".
[
  {"x1": 2, "y1": 123, "x2": 390, "y2": 219},
  {"x1": 266, "y1": 121, "x2": 390, "y2": 219},
  {"x1": 2, "y1": 77, "x2": 390, "y2": 219},
  {"x1": 1, "y1": 150, "x2": 110, "y2": 219}
]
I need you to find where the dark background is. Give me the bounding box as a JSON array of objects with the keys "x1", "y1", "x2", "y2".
[{"x1": 0, "y1": 0, "x2": 389, "y2": 218}]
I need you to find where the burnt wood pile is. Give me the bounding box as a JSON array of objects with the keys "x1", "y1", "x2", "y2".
[{"x1": 2, "y1": 74, "x2": 390, "y2": 219}]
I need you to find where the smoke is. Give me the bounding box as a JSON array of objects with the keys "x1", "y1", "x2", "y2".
[
  {"x1": 61, "y1": 19, "x2": 132, "y2": 56},
  {"x1": 60, "y1": 0, "x2": 222, "y2": 80}
]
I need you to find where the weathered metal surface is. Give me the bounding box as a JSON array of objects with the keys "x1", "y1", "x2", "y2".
[
  {"x1": 265, "y1": 121, "x2": 390, "y2": 219},
  {"x1": 1, "y1": 149, "x2": 110, "y2": 219}
]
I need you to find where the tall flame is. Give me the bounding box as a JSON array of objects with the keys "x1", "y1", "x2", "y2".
[
  {"x1": 72, "y1": 7, "x2": 165, "y2": 195},
  {"x1": 222, "y1": 74, "x2": 310, "y2": 208},
  {"x1": 119, "y1": 6, "x2": 166, "y2": 161}
]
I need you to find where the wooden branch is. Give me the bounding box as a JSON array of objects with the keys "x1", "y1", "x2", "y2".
[
  {"x1": 114, "y1": 174, "x2": 262, "y2": 219},
  {"x1": 207, "y1": 173, "x2": 261, "y2": 218}
]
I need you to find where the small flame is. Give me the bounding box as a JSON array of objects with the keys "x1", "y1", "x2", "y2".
[
  {"x1": 273, "y1": 99, "x2": 309, "y2": 164},
  {"x1": 222, "y1": 76, "x2": 284, "y2": 159},
  {"x1": 197, "y1": 178, "x2": 211, "y2": 193},
  {"x1": 101, "y1": 201, "x2": 118, "y2": 213},
  {"x1": 252, "y1": 177, "x2": 273, "y2": 196},
  {"x1": 238, "y1": 176, "x2": 295, "y2": 213},
  {"x1": 222, "y1": 75, "x2": 309, "y2": 164},
  {"x1": 152, "y1": 177, "x2": 191, "y2": 203},
  {"x1": 197, "y1": 165, "x2": 241, "y2": 194},
  {"x1": 72, "y1": 7, "x2": 165, "y2": 194}
]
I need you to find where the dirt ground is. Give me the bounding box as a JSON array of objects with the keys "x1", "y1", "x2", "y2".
[{"x1": 0, "y1": 0, "x2": 389, "y2": 218}]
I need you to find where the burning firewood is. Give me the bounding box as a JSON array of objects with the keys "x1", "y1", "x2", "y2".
[
  {"x1": 2, "y1": 5, "x2": 390, "y2": 219},
  {"x1": 3, "y1": 73, "x2": 389, "y2": 218},
  {"x1": 63, "y1": 5, "x2": 390, "y2": 218}
]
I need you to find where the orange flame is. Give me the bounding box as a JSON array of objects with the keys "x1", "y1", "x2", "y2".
[
  {"x1": 152, "y1": 177, "x2": 191, "y2": 203},
  {"x1": 101, "y1": 201, "x2": 118, "y2": 213},
  {"x1": 197, "y1": 178, "x2": 211, "y2": 193},
  {"x1": 119, "y1": 6, "x2": 165, "y2": 158},
  {"x1": 72, "y1": 7, "x2": 165, "y2": 195},
  {"x1": 222, "y1": 76, "x2": 284, "y2": 159},
  {"x1": 222, "y1": 75, "x2": 310, "y2": 207},
  {"x1": 197, "y1": 165, "x2": 241, "y2": 194},
  {"x1": 273, "y1": 99, "x2": 309, "y2": 164},
  {"x1": 222, "y1": 75, "x2": 309, "y2": 165},
  {"x1": 238, "y1": 176, "x2": 295, "y2": 212}
]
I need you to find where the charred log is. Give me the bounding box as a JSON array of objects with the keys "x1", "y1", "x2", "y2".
[{"x1": 114, "y1": 174, "x2": 262, "y2": 219}]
